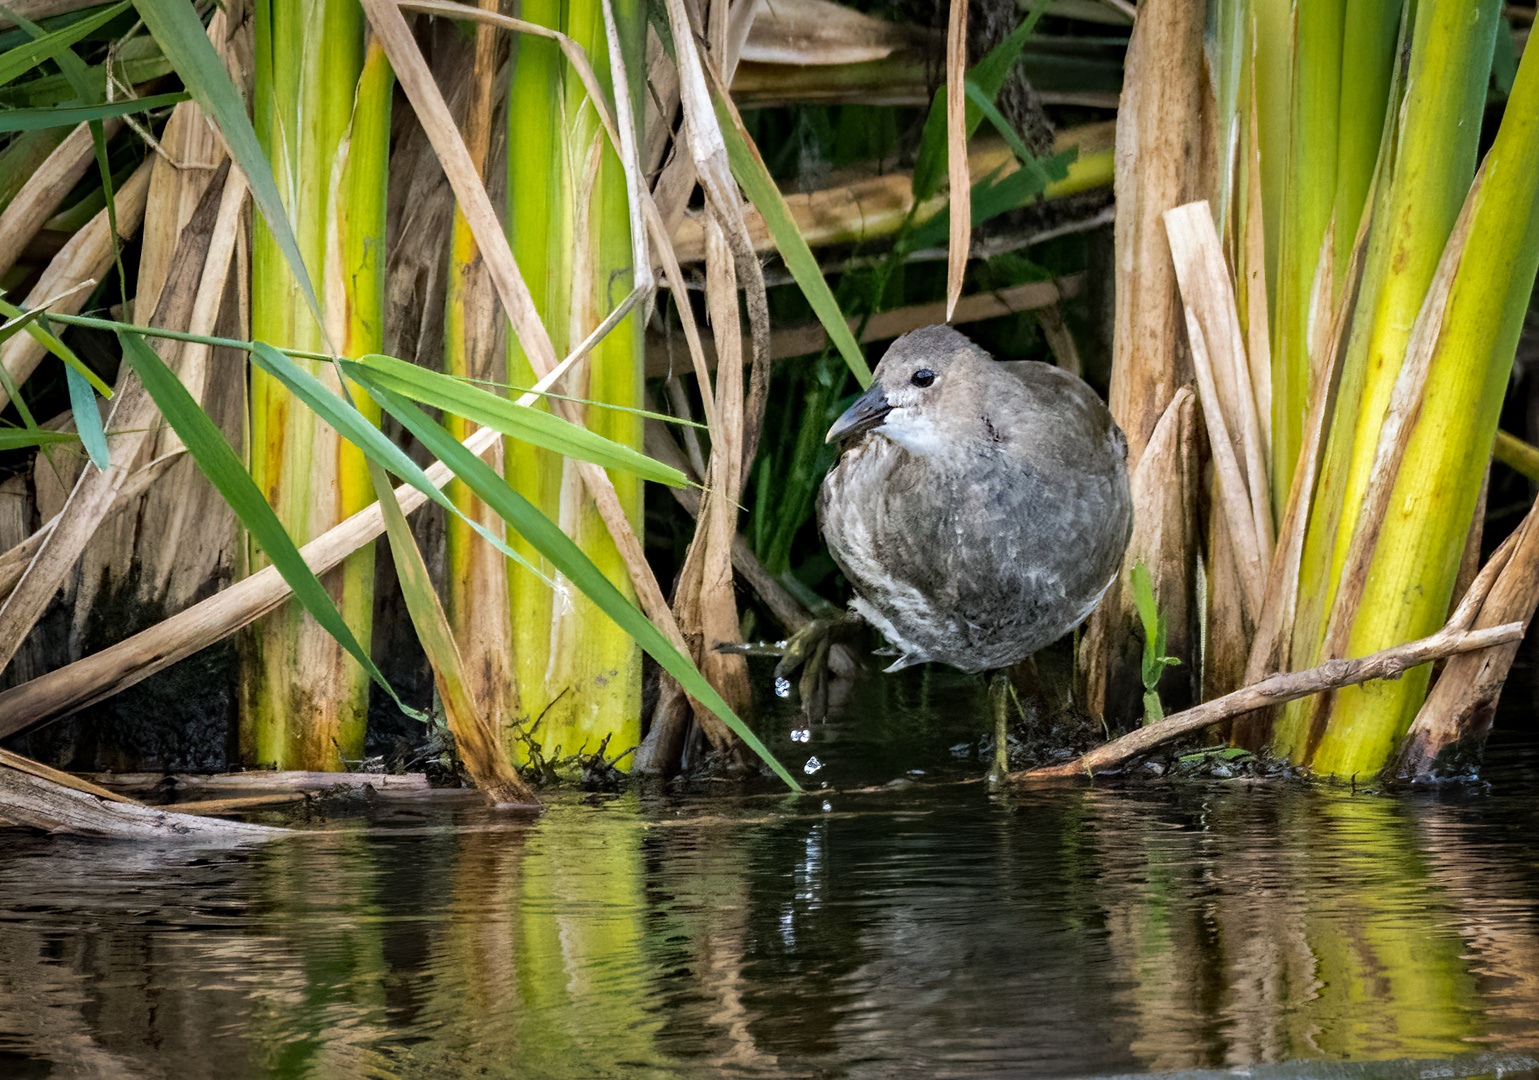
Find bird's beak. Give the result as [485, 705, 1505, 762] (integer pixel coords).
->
[826, 382, 892, 444]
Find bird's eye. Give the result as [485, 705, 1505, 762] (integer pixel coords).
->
[911, 369, 936, 388]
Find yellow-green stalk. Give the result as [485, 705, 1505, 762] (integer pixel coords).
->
[1274, 0, 1500, 768]
[1308, 34, 1539, 776]
[244, 0, 387, 769]
[1248, 0, 1290, 516]
[1267, 0, 1342, 513]
[506, 0, 644, 764]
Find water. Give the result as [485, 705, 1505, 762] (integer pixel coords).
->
[3, 666, 1539, 1079]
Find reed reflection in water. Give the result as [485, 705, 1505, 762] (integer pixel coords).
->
[0, 777, 1537, 1079]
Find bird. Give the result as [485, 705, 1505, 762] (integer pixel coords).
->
[818, 324, 1133, 780]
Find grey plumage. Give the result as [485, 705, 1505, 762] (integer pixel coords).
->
[819, 325, 1132, 674]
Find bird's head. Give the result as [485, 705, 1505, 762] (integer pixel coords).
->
[825, 325, 990, 453]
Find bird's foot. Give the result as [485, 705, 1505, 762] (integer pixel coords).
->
[775, 612, 861, 721]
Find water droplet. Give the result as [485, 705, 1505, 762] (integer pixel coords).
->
[774, 676, 791, 698]
[791, 728, 811, 743]
[803, 756, 824, 775]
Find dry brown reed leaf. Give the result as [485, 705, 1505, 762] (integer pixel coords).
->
[374, 465, 538, 807]
[0, 120, 121, 281]
[1080, 388, 1200, 722]
[643, 275, 1086, 374]
[1024, 619, 1525, 781]
[658, 218, 753, 754]
[0, 159, 152, 414]
[721, 0, 762, 84]
[644, 197, 720, 432]
[0, 426, 504, 738]
[59, 30, 252, 669]
[0, 0, 100, 29]
[668, 124, 1113, 261]
[943, 0, 967, 322]
[1106, 0, 1208, 466]
[442, 0, 521, 754]
[703, 85, 775, 466]
[642, 25, 682, 177]
[0, 160, 234, 679]
[644, 417, 812, 633]
[600, 0, 654, 297]
[0, 451, 184, 603]
[1204, 487, 1251, 698]
[1163, 200, 1271, 613]
[738, 0, 930, 66]
[1036, 302, 1082, 377]
[368, 0, 700, 678]
[1392, 499, 1539, 777]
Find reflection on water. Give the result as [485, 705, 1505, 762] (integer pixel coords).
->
[2, 691, 1539, 1077]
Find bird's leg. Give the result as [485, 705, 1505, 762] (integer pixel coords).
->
[986, 669, 1013, 785]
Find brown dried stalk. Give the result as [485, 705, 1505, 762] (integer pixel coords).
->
[1390, 498, 1539, 778]
[1021, 620, 1524, 780]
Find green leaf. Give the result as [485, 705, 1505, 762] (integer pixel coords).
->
[966, 81, 1065, 190]
[714, 93, 872, 389]
[911, 3, 1049, 203]
[0, 89, 188, 131]
[4, 0, 133, 313]
[247, 342, 548, 583]
[64, 363, 108, 469]
[0, 302, 46, 347]
[1129, 561, 1158, 643]
[118, 330, 412, 714]
[342, 352, 687, 487]
[907, 147, 1075, 250]
[6, 0, 131, 314]
[14, 307, 114, 396]
[0, 0, 129, 89]
[129, 0, 325, 337]
[368, 383, 804, 793]
[0, 428, 77, 449]
[1142, 689, 1164, 726]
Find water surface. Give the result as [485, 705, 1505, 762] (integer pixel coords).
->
[2, 666, 1538, 1079]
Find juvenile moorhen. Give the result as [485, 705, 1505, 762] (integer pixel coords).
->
[819, 325, 1133, 780]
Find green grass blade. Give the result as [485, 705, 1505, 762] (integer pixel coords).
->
[907, 147, 1073, 249]
[10, 0, 134, 313]
[965, 82, 1064, 188]
[714, 93, 871, 388]
[64, 363, 108, 469]
[911, 3, 1048, 203]
[21, 309, 113, 395]
[10, 0, 134, 314]
[0, 428, 77, 449]
[0, 0, 129, 88]
[130, 0, 324, 336]
[343, 352, 688, 486]
[370, 383, 805, 793]
[0, 90, 188, 131]
[247, 342, 549, 582]
[0, 302, 46, 347]
[119, 330, 411, 713]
